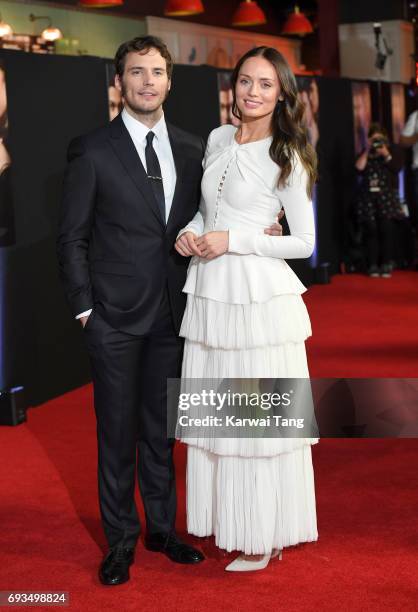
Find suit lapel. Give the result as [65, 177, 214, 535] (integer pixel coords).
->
[108, 114, 165, 229]
[166, 123, 187, 232]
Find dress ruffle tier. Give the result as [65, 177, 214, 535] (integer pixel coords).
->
[179, 293, 318, 458]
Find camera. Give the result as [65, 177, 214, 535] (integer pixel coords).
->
[371, 138, 387, 149]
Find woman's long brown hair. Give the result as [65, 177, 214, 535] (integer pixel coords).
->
[231, 46, 317, 199]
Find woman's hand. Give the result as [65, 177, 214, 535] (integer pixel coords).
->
[196, 231, 229, 260]
[175, 231, 202, 257]
[264, 209, 284, 236]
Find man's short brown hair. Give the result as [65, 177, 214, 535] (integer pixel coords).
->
[114, 35, 173, 79]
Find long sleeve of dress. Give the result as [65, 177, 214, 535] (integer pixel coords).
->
[228, 160, 315, 259]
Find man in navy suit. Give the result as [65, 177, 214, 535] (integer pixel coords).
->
[57, 36, 205, 585]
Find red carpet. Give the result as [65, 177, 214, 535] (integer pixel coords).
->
[1, 271, 418, 611]
[305, 270, 418, 377]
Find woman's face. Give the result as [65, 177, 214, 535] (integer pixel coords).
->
[235, 56, 281, 121]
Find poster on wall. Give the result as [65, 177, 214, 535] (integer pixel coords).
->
[296, 76, 319, 267]
[296, 76, 320, 153]
[352, 81, 372, 156]
[0, 59, 15, 246]
[391, 83, 405, 144]
[390, 82, 407, 207]
[106, 63, 123, 122]
[217, 71, 240, 127]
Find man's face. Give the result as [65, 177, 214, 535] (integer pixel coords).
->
[115, 48, 171, 115]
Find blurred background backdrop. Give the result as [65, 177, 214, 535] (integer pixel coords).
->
[0, 0, 417, 409]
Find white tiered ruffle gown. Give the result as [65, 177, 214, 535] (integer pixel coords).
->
[177, 124, 318, 555]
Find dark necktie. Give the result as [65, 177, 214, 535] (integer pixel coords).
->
[145, 131, 166, 224]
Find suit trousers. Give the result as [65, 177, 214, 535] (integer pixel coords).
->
[83, 287, 184, 549]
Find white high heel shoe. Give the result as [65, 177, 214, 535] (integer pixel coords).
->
[225, 548, 283, 572]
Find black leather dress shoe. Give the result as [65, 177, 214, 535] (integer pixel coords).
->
[98, 547, 135, 586]
[145, 532, 205, 564]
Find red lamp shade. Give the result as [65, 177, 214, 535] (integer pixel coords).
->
[232, 0, 266, 27]
[79, 0, 124, 7]
[281, 5, 313, 36]
[164, 0, 204, 16]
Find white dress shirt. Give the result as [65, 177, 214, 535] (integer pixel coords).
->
[178, 124, 315, 304]
[121, 107, 177, 218]
[402, 110, 418, 169]
[76, 108, 177, 320]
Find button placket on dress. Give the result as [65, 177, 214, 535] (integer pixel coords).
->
[213, 154, 234, 229]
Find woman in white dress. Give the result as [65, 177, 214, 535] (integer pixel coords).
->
[174, 46, 318, 571]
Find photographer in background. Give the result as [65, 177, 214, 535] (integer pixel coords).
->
[355, 123, 404, 278]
